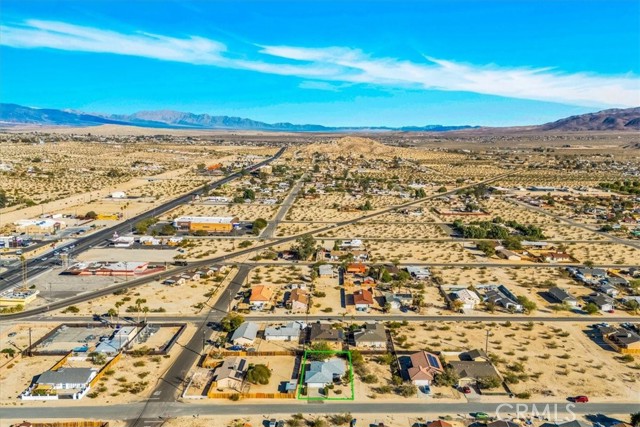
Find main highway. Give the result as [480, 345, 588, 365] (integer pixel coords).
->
[0, 147, 286, 294]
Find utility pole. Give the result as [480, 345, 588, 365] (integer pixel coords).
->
[28, 327, 32, 356]
[202, 330, 206, 353]
[485, 329, 490, 354]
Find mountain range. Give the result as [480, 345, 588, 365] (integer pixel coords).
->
[1, 103, 639, 132]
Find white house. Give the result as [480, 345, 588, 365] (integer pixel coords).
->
[449, 289, 481, 310]
[36, 367, 97, 390]
[264, 321, 306, 341]
[230, 322, 258, 346]
[304, 358, 346, 388]
[406, 266, 431, 280]
[111, 191, 127, 199]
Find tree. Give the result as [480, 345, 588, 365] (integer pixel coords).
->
[294, 234, 316, 260]
[450, 299, 464, 313]
[584, 260, 595, 268]
[159, 224, 176, 236]
[252, 218, 268, 235]
[477, 375, 501, 389]
[383, 302, 392, 313]
[242, 188, 256, 200]
[84, 211, 98, 220]
[631, 412, 640, 427]
[517, 296, 537, 314]
[433, 366, 459, 387]
[221, 313, 244, 332]
[307, 341, 333, 360]
[625, 300, 640, 314]
[476, 241, 496, 256]
[246, 364, 271, 384]
[584, 302, 599, 315]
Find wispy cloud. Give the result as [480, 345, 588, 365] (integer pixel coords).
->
[2, 19, 638, 107]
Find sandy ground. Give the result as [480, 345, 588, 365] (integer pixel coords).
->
[390, 320, 639, 401]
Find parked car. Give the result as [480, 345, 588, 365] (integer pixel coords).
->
[572, 395, 589, 403]
[474, 413, 490, 420]
[229, 345, 244, 351]
[461, 386, 472, 394]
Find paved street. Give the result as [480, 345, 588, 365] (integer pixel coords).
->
[1, 401, 637, 421]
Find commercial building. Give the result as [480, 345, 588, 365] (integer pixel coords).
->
[173, 216, 238, 233]
[14, 219, 66, 234]
[0, 288, 39, 306]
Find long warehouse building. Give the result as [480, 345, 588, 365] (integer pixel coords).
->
[173, 216, 239, 233]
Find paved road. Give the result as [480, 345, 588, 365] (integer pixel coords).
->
[262, 173, 306, 238]
[0, 148, 286, 294]
[128, 265, 252, 427]
[511, 199, 640, 250]
[2, 172, 513, 321]
[20, 314, 637, 324]
[1, 401, 637, 421]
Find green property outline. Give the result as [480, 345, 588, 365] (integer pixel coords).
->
[296, 350, 355, 401]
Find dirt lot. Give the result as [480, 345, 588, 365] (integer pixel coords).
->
[390, 320, 639, 401]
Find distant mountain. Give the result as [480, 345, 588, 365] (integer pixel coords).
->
[0, 103, 476, 132]
[540, 107, 640, 131]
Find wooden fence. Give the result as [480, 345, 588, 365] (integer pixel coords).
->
[90, 351, 122, 388]
[206, 390, 295, 399]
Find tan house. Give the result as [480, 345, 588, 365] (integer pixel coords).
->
[212, 357, 247, 391]
[406, 351, 444, 386]
[249, 285, 273, 309]
[289, 288, 309, 312]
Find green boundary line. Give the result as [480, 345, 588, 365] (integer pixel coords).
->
[296, 350, 354, 401]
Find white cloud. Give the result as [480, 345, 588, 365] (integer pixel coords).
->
[2, 19, 638, 108]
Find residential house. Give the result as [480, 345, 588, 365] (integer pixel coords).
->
[449, 360, 501, 387]
[304, 358, 346, 388]
[353, 323, 387, 348]
[542, 252, 573, 263]
[488, 421, 520, 427]
[497, 248, 521, 261]
[406, 351, 444, 386]
[308, 323, 345, 344]
[288, 288, 309, 312]
[587, 293, 614, 312]
[460, 349, 490, 362]
[427, 421, 453, 427]
[346, 263, 367, 275]
[382, 292, 413, 310]
[406, 266, 431, 280]
[547, 287, 579, 307]
[484, 285, 523, 312]
[35, 367, 97, 390]
[230, 322, 258, 346]
[95, 326, 137, 354]
[603, 327, 640, 354]
[449, 289, 481, 310]
[264, 321, 306, 341]
[353, 288, 374, 311]
[598, 282, 620, 297]
[318, 265, 335, 278]
[212, 357, 247, 390]
[249, 285, 273, 309]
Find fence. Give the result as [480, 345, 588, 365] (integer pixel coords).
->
[202, 350, 297, 367]
[90, 351, 122, 388]
[206, 389, 295, 399]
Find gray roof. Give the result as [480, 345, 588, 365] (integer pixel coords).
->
[305, 358, 346, 385]
[449, 361, 500, 379]
[462, 349, 489, 361]
[265, 321, 306, 338]
[37, 368, 96, 385]
[231, 322, 258, 342]
[353, 323, 387, 343]
[318, 265, 334, 275]
[309, 323, 344, 342]
[213, 357, 247, 382]
[548, 287, 577, 303]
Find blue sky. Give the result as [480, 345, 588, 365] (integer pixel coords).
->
[1, 0, 639, 127]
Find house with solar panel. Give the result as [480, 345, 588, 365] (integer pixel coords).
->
[406, 350, 444, 386]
